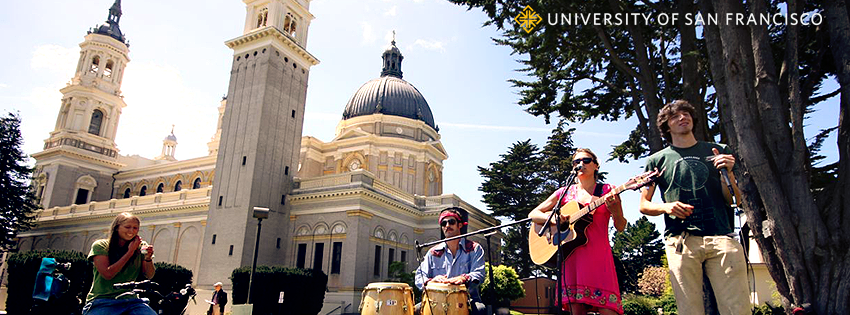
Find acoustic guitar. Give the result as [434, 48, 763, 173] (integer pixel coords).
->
[528, 169, 662, 267]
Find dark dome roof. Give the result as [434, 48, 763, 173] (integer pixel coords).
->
[89, 0, 128, 46]
[342, 76, 436, 129]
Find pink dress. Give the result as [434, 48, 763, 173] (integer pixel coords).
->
[557, 184, 623, 314]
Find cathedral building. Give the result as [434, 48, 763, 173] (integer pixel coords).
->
[16, 0, 501, 312]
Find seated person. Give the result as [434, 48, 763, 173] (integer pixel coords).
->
[415, 207, 486, 315]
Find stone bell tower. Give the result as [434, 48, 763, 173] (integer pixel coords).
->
[197, 0, 319, 287]
[31, 0, 129, 209]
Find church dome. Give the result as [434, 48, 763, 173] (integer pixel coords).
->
[341, 39, 436, 130]
[342, 76, 435, 129]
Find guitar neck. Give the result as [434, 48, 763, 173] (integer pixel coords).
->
[569, 184, 627, 223]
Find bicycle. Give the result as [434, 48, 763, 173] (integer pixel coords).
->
[112, 280, 197, 315]
[31, 258, 83, 315]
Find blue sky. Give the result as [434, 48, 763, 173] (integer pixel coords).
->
[1, 0, 840, 234]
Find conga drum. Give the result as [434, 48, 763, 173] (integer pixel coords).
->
[421, 282, 469, 315]
[359, 282, 415, 315]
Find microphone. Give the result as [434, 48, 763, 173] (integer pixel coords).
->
[572, 164, 583, 173]
[720, 168, 738, 209]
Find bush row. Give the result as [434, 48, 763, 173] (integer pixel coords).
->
[5, 250, 192, 314]
[230, 265, 327, 315]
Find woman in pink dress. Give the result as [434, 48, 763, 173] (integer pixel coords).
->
[528, 148, 627, 315]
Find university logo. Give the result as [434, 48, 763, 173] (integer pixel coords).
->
[515, 5, 542, 33]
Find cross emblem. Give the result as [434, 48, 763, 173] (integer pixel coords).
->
[514, 5, 542, 34]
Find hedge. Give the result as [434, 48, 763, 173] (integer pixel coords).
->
[5, 250, 92, 315]
[150, 262, 193, 293]
[230, 265, 327, 315]
[5, 250, 194, 314]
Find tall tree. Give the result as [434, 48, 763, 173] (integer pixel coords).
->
[452, 0, 848, 312]
[0, 112, 39, 249]
[540, 120, 577, 193]
[478, 140, 544, 277]
[611, 216, 664, 294]
[706, 0, 849, 312]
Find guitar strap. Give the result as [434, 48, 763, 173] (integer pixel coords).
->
[593, 183, 604, 198]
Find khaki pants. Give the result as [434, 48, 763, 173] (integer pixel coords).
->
[665, 234, 751, 315]
[212, 307, 221, 315]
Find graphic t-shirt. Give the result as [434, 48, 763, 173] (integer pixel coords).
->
[86, 239, 144, 302]
[644, 141, 735, 237]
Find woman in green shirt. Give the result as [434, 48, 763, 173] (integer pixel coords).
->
[82, 212, 157, 315]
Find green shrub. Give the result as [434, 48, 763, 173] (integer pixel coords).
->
[623, 299, 656, 315]
[622, 294, 659, 315]
[150, 262, 193, 293]
[5, 250, 93, 314]
[658, 293, 677, 315]
[752, 302, 785, 315]
[230, 265, 327, 315]
[480, 263, 525, 305]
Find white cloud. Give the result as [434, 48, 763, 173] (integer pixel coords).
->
[361, 22, 377, 45]
[116, 62, 218, 159]
[31, 45, 80, 72]
[408, 39, 447, 53]
[0, 83, 8, 88]
[384, 5, 398, 16]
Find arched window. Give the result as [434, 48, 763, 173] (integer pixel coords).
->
[123, 188, 130, 198]
[90, 56, 100, 73]
[88, 109, 104, 135]
[174, 180, 182, 192]
[192, 178, 202, 189]
[256, 8, 268, 28]
[104, 60, 114, 78]
[156, 183, 164, 193]
[284, 12, 297, 37]
[139, 186, 147, 196]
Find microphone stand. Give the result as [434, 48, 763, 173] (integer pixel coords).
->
[484, 230, 497, 312]
[538, 165, 579, 315]
[415, 218, 532, 255]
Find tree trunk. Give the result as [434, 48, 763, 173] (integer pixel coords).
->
[698, 0, 738, 151]
[822, 0, 850, 314]
[712, 0, 814, 310]
[710, 0, 850, 313]
[601, 0, 666, 153]
[678, 0, 710, 142]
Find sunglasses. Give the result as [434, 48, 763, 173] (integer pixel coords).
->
[440, 219, 457, 227]
[572, 157, 596, 165]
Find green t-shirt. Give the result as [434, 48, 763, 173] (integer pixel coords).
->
[644, 141, 735, 237]
[86, 239, 144, 302]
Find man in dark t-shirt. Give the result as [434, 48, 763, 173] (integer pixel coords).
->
[639, 100, 750, 315]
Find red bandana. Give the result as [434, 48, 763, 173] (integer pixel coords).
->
[438, 212, 465, 225]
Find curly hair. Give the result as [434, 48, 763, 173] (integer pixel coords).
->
[656, 100, 698, 142]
